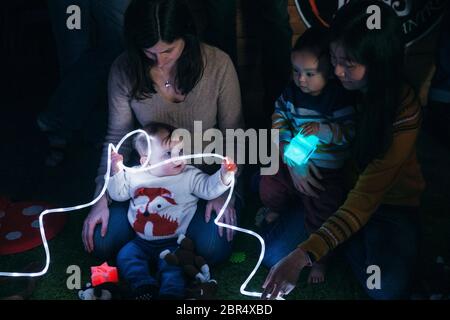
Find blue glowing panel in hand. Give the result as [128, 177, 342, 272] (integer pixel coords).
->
[284, 132, 319, 167]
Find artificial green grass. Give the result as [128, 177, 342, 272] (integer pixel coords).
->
[0, 208, 365, 300]
[1, 132, 449, 300]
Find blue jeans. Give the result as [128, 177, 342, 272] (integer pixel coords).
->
[93, 198, 240, 266]
[117, 237, 185, 298]
[40, 0, 130, 140]
[261, 204, 420, 300]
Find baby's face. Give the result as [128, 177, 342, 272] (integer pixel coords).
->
[291, 50, 328, 96]
[142, 130, 186, 177]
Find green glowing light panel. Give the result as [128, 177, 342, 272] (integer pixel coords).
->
[284, 132, 319, 167]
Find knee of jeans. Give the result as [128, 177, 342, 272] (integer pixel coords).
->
[194, 236, 232, 266]
[92, 227, 115, 261]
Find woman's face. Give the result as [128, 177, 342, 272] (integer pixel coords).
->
[142, 39, 185, 69]
[330, 42, 367, 91]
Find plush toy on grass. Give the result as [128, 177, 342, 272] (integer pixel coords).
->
[78, 262, 120, 300]
[78, 282, 118, 300]
[160, 234, 211, 283]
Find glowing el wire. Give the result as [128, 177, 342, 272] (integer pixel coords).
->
[0, 129, 283, 300]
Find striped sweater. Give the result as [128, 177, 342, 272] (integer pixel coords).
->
[272, 80, 356, 169]
[298, 85, 426, 261]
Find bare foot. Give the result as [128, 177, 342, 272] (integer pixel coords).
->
[307, 262, 327, 284]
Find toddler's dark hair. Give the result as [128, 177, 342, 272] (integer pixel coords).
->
[292, 26, 331, 61]
[292, 27, 331, 74]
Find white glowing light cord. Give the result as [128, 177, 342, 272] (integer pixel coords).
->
[0, 129, 283, 300]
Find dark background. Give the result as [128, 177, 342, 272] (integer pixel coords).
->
[0, 0, 449, 300]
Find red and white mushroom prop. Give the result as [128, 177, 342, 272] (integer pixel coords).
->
[0, 197, 67, 255]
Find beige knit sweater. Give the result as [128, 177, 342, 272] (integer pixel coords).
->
[96, 44, 244, 191]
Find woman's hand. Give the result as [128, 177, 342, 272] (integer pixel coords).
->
[262, 248, 310, 300]
[205, 194, 236, 242]
[82, 195, 110, 253]
[287, 162, 325, 198]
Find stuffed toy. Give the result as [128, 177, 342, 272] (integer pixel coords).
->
[160, 234, 211, 283]
[78, 282, 117, 300]
[78, 262, 120, 300]
[186, 280, 218, 300]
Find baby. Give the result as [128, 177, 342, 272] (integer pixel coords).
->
[259, 27, 356, 284]
[107, 122, 236, 299]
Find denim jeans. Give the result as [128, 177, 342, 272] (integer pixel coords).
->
[93, 198, 241, 266]
[117, 236, 185, 298]
[261, 203, 420, 300]
[40, 0, 130, 140]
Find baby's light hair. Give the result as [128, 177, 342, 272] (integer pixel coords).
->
[133, 121, 178, 157]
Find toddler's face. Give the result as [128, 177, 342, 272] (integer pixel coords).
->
[291, 50, 328, 96]
[141, 130, 186, 177]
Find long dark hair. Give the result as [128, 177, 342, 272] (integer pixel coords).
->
[124, 0, 204, 99]
[330, 0, 405, 169]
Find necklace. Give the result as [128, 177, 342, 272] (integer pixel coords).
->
[164, 80, 172, 88]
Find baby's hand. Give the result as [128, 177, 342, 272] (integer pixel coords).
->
[221, 157, 237, 185]
[111, 151, 124, 176]
[300, 122, 320, 137]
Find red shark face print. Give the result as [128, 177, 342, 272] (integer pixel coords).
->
[132, 187, 179, 236]
[133, 211, 178, 236]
